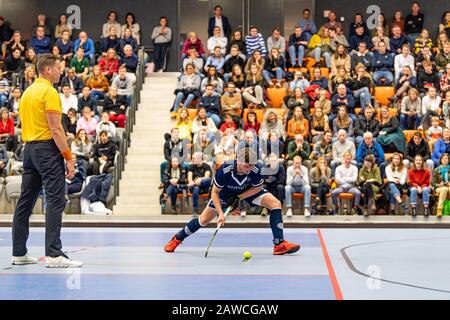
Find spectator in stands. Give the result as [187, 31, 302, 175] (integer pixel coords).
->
[98, 48, 120, 80]
[6, 87, 21, 122]
[86, 65, 110, 101]
[310, 106, 330, 143]
[62, 68, 84, 96]
[19, 66, 36, 92]
[183, 46, 204, 75]
[31, 26, 51, 54]
[120, 45, 138, 82]
[172, 64, 201, 114]
[76, 107, 98, 141]
[372, 27, 390, 52]
[244, 111, 260, 134]
[245, 26, 267, 57]
[350, 42, 371, 70]
[417, 61, 441, 96]
[245, 49, 265, 74]
[419, 87, 442, 130]
[70, 47, 90, 80]
[227, 30, 246, 55]
[357, 154, 382, 216]
[377, 105, 406, 154]
[104, 86, 127, 128]
[187, 152, 212, 217]
[414, 28, 433, 56]
[63, 108, 78, 141]
[261, 154, 286, 216]
[287, 107, 309, 141]
[263, 48, 286, 88]
[67, 154, 87, 196]
[71, 129, 93, 164]
[204, 46, 225, 74]
[92, 130, 117, 175]
[390, 11, 405, 34]
[433, 153, 450, 217]
[215, 126, 238, 163]
[394, 44, 415, 83]
[386, 152, 409, 215]
[372, 41, 394, 86]
[112, 66, 133, 99]
[331, 129, 357, 174]
[51, 45, 66, 74]
[432, 127, 450, 167]
[331, 44, 351, 78]
[0, 17, 13, 55]
[161, 128, 189, 189]
[243, 63, 266, 107]
[415, 44, 437, 73]
[229, 64, 246, 91]
[101, 26, 121, 57]
[54, 14, 72, 39]
[349, 13, 369, 38]
[151, 16, 172, 72]
[208, 5, 231, 39]
[439, 11, 450, 36]
[349, 24, 373, 55]
[332, 106, 354, 143]
[74, 32, 96, 66]
[175, 108, 193, 142]
[391, 66, 416, 103]
[329, 27, 349, 51]
[103, 11, 121, 38]
[330, 67, 351, 93]
[6, 31, 27, 57]
[0, 144, 9, 176]
[350, 64, 372, 110]
[0, 73, 9, 108]
[192, 107, 217, 142]
[207, 26, 228, 56]
[60, 84, 79, 114]
[309, 156, 331, 214]
[405, 1, 425, 41]
[221, 82, 242, 120]
[307, 26, 332, 68]
[201, 66, 223, 95]
[323, 11, 342, 35]
[122, 12, 141, 45]
[55, 30, 74, 64]
[356, 132, 386, 172]
[310, 67, 329, 89]
[260, 110, 286, 141]
[261, 131, 284, 162]
[31, 14, 52, 38]
[332, 151, 361, 215]
[287, 134, 311, 169]
[405, 131, 433, 170]
[444, 91, 450, 127]
[161, 156, 187, 214]
[285, 155, 311, 217]
[267, 27, 286, 58]
[354, 106, 380, 145]
[0, 107, 15, 151]
[298, 8, 317, 41]
[120, 27, 138, 56]
[390, 26, 410, 55]
[289, 70, 310, 93]
[219, 113, 237, 133]
[440, 63, 450, 95]
[181, 32, 205, 60]
[96, 112, 117, 140]
[408, 154, 431, 216]
[199, 83, 221, 127]
[24, 47, 37, 70]
[311, 131, 333, 166]
[330, 84, 355, 124]
[223, 45, 245, 82]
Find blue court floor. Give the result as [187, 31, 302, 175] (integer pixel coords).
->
[0, 227, 449, 300]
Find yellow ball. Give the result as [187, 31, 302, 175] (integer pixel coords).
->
[243, 251, 252, 260]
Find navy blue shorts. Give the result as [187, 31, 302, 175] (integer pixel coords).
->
[207, 189, 269, 211]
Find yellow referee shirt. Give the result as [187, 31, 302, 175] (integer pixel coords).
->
[19, 78, 62, 142]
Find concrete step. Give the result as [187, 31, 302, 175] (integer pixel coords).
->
[119, 187, 160, 196]
[113, 205, 162, 216]
[115, 195, 160, 206]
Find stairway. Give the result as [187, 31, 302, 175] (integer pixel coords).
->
[113, 72, 178, 216]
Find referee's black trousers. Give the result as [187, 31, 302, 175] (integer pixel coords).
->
[12, 140, 67, 258]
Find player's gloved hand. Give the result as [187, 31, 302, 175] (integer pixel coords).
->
[225, 196, 240, 212]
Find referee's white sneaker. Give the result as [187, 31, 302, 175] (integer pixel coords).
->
[45, 256, 83, 268]
[12, 254, 38, 265]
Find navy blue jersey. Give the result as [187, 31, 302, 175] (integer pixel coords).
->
[213, 161, 264, 197]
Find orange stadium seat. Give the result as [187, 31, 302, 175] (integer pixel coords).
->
[267, 88, 287, 108]
[243, 108, 264, 124]
[374, 86, 395, 106]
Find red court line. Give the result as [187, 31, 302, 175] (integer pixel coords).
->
[317, 228, 344, 300]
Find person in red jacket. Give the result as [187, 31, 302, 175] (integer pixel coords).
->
[244, 110, 260, 134]
[98, 48, 120, 80]
[182, 32, 206, 60]
[408, 155, 431, 217]
[0, 107, 15, 151]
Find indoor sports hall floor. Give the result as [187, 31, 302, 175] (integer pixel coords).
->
[0, 227, 449, 300]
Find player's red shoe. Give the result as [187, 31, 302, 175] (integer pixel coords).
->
[164, 236, 182, 253]
[273, 240, 301, 255]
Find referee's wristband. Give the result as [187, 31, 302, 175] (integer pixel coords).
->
[61, 149, 73, 161]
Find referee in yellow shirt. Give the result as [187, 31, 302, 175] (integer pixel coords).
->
[12, 54, 82, 268]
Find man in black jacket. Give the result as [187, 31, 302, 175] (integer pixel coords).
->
[261, 154, 286, 216]
[417, 61, 440, 96]
[61, 69, 84, 96]
[3, 48, 25, 86]
[208, 6, 231, 39]
[354, 106, 380, 145]
[223, 45, 245, 82]
[104, 86, 128, 128]
[92, 131, 117, 175]
[160, 128, 190, 188]
[404, 131, 433, 171]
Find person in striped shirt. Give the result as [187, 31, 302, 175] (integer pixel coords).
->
[245, 26, 267, 58]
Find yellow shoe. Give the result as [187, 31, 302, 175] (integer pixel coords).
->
[437, 208, 443, 217]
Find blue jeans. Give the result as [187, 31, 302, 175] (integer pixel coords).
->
[373, 71, 394, 86]
[288, 45, 305, 66]
[0, 93, 7, 107]
[173, 92, 196, 112]
[189, 177, 212, 210]
[332, 186, 361, 205]
[312, 48, 331, 67]
[263, 68, 285, 85]
[207, 112, 221, 127]
[353, 87, 371, 108]
[91, 90, 105, 101]
[400, 113, 421, 130]
[388, 183, 402, 204]
[154, 42, 170, 71]
[410, 186, 430, 206]
[166, 184, 182, 208]
[285, 184, 311, 208]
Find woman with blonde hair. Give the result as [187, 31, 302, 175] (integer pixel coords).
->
[85, 65, 110, 101]
[330, 44, 350, 78]
[332, 106, 354, 142]
[386, 152, 408, 215]
[181, 32, 206, 59]
[330, 66, 351, 93]
[20, 66, 36, 92]
[287, 107, 309, 140]
[242, 63, 266, 107]
[307, 26, 332, 68]
[175, 108, 193, 142]
[377, 105, 405, 153]
[310, 107, 330, 143]
[309, 155, 332, 214]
